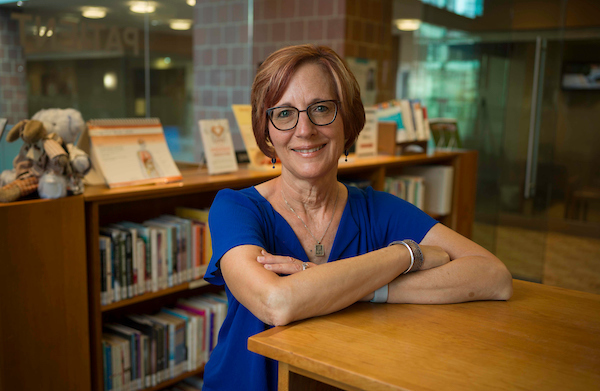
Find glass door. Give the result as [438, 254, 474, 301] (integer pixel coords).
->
[408, 1, 600, 293]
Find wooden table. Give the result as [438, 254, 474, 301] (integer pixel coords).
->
[248, 280, 600, 391]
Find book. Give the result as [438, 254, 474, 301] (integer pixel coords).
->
[198, 119, 239, 175]
[103, 333, 129, 391]
[385, 175, 425, 210]
[158, 310, 189, 376]
[162, 308, 198, 372]
[175, 207, 212, 265]
[88, 118, 182, 188]
[142, 222, 166, 291]
[145, 313, 176, 379]
[122, 316, 158, 387]
[102, 340, 112, 391]
[175, 300, 209, 365]
[119, 222, 152, 294]
[355, 107, 378, 157]
[399, 99, 417, 141]
[110, 224, 137, 297]
[402, 165, 454, 215]
[231, 104, 273, 169]
[158, 214, 195, 283]
[145, 218, 177, 287]
[410, 100, 427, 141]
[99, 236, 108, 305]
[130, 314, 166, 384]
[104, 323, 142, 390]
[99, 227, 125, 301]
[429, 118, 462, 150]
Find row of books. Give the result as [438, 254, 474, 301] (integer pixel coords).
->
[385, 176, 425, 210]
[375, 99, 432, 143]
[385, 166, 455, 216]
[99, 207, 212, 305]
[101, 292, 227, 391]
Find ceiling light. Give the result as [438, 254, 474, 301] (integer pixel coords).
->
[103, 72, 118, 91]
[395, 19, 421, 31]
[130, 1, 156, 14]
[38, 26, 46, 36]
[186, 0, 196, 6]
[46, 29, 53, 37]
[82, 7, 107, 19]
[169, 19, 192, 30]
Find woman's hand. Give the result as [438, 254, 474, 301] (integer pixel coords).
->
[257, 250, 317, 275]
[418, 244, 451, 271]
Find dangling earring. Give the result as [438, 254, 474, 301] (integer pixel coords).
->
[271, 157, 277, 169]
[344, 150, 349, 162]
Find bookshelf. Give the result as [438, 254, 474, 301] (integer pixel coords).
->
[84, 150, 477, 391]
[0, 150, 477, 391]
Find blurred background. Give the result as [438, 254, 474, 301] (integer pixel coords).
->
[0, 0, 598, 293]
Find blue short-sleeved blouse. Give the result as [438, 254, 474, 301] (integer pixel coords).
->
[202, 185, 437, 391]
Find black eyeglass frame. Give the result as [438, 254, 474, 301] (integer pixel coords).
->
[266, 100, 341, 131]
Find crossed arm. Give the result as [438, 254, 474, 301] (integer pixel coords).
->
[219, 223, 513, 326]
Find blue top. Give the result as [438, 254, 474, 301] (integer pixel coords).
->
[202, 185, 437, 391]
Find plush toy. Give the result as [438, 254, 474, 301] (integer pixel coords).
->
[31, 108, 91, 195]
[0, 120, 69, 202]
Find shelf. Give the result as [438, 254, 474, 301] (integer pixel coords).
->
[140, 367, 204, 391]
[101, 278, 210, 312]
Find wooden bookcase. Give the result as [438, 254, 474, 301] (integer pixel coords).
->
[0, 150, 477, 391]
[83, 150, 477, 391]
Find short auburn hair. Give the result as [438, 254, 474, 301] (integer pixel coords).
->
[251, 44, 366, 158]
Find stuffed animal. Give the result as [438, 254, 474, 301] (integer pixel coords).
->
[32, 108, 91, 194]
[0, 120, 69, 202]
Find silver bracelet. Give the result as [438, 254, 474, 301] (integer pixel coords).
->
[388, 239, 423, 274]
[403, 239, 424, 272]
[370, 284, 389, 303]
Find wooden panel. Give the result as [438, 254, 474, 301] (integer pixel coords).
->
[0, 196, 91, 391]
[452, 150, 478, 238]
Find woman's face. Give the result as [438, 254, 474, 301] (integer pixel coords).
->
[268, 62, 345, 181]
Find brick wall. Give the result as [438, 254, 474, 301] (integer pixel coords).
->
[253, 0, 347, 66]
[192, 0, 396, 158]
[345, 0, 398, 103]
[193, 0, 252, 159]
[0, 9, 27, 124]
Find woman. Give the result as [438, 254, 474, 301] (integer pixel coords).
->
[202, 44, 513, 390]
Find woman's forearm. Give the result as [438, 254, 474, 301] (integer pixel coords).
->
[263, 244, 410, 325]
[387, 255, 513, 304]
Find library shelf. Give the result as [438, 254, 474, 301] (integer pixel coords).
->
[84, 150, 477, 391]
[100, 277, 210, 312]
[141, 367, 205, 391]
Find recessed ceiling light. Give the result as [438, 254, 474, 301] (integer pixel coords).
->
[82, 7, 107, 19]
[395, 19, 421, 31]
[103, 72, 118, 91]
[169, 19, 192, 30]
[186, 0, 196, 6]
[130, 1, 156, 14]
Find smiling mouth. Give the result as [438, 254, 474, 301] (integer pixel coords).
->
[292, 144, 326, 153]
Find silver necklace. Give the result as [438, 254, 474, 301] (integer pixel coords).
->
[281, 185, 339, 257]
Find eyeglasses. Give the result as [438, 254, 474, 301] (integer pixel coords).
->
[266, 100, 340, 131]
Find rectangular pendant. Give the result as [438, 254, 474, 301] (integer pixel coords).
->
[315, 244, 325, 257]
